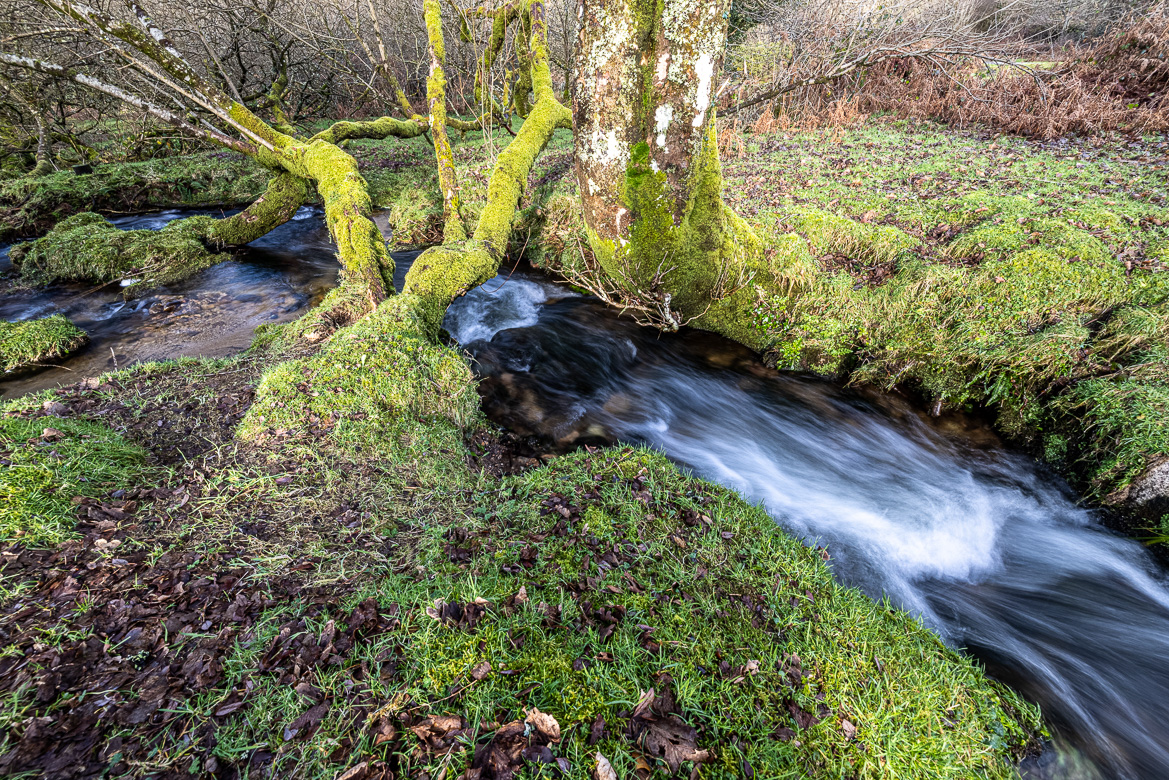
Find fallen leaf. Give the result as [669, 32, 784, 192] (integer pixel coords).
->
[335, 762, 368, 780]
[524, 707, 561, 742]
[841, 718, 857, 741]
[595, 752, 618, 780]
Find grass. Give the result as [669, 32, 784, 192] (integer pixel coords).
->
[708, 122, 1169, 505]
[188, 446, 1041, 780]
[0, 315, 87, 373]
[0, 415, 150, 545]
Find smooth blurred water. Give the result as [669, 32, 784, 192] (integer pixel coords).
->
[446, 273, 1169, 780]
[0, 208, 407, 398]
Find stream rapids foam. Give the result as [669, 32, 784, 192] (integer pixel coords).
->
[446, 273, 1169, 780]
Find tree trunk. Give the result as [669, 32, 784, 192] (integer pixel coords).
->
[573, 0, 759, 326]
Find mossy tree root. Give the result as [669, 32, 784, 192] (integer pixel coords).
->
[574, 0, 761, 329]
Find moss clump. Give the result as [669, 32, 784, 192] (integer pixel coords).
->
[0, 315, 88, 373]
[0, 416, 149, 545]
[238, 292, 480, 443]
[9, 211, 228, 295]
[788, 206, 918, 268]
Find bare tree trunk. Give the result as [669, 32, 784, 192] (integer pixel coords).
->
[573, 0, 759, 328]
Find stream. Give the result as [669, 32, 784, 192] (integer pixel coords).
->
[444, 273, 1169, 780]
[4, 212, 1169, 778]
[1, 207, 393, 399]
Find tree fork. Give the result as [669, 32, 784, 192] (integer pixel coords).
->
[402, 0, 571, 331]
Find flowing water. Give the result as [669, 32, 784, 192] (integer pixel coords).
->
[5, 208, 1169, 777]
[0, 208, 406, 399]
[444, 273, 1169, 780]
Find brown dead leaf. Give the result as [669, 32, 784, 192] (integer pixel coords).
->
[524, 707, 561, 743]
[335, 762, 369, 780]
[640, 715, 711, 774]
[841, 718, 857, 741]
[594, 752, 618, 780]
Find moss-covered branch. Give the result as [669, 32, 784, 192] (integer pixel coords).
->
[309, 116, 425, 145]
[208, 172, 310, 247]
[424, 0, 466, 243]
[474, 0, 520, 111]
[403, 0, 571, 330]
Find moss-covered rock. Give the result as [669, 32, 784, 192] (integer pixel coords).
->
[9, 211, 228, 295]
[0, 315, 88, 373]
[239, 292, 480, 443]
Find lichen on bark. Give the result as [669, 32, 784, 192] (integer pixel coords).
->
[574, 0, 759, 327]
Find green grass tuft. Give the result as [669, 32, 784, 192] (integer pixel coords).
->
[0, 315, 88, 373]
[0, 416, 150, 545]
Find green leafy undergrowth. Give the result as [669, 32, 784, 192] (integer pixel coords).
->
[0, 315, 87, 373]
[0, 415, 149, 545]
[0, 151, 269, 241]
[9, 211, 228, 294]
[198, 447, 1042, 780]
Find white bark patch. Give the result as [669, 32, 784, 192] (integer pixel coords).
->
[616, 207, 627, 234]
[655, 52, 670, 83]
[584, 128, 626, 166]
[653, 104, 674, 149]
[692, 52, 715, 127]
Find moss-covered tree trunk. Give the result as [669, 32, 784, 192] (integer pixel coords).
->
[574, 0, 759, 327]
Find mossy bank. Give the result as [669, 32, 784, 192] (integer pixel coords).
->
[0, 151, 272, 241]
[0, 309, 1042, 778]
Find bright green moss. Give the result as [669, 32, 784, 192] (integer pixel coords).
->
[9, 211, 228, 294]
[0, 416, 149, 545]
[788, 206, 918, 267]
[239, 293, 480, 443]
[0, 315, 87, 373]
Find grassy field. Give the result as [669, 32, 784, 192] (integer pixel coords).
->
[1, 115, 1166, 777]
